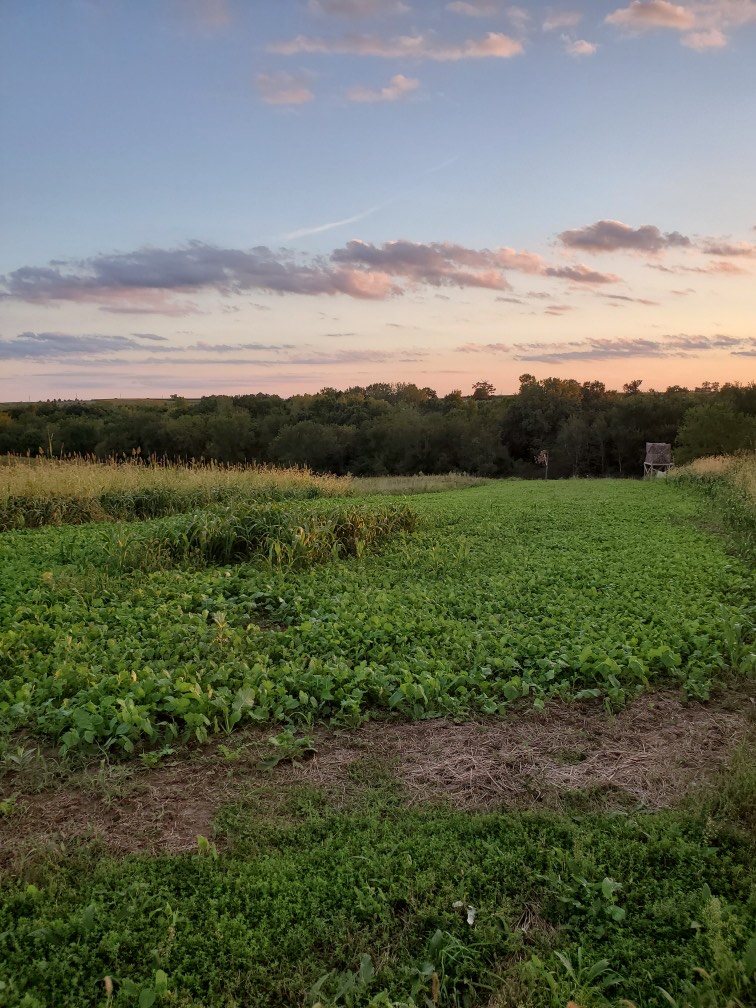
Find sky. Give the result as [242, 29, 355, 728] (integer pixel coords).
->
[1, 0, 755, 401]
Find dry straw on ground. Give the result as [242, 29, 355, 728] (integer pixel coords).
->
[2, 691, 751, 861]
[290, 691, 752, 810]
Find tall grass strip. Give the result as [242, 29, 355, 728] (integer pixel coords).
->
[673, 452, 756, 562]
[0, 456, 352, 530]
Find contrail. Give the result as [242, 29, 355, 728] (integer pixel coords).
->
[282, 155, 459, 240]
[283, 200, 394, 240]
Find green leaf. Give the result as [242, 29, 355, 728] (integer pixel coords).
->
[601, 877, 619, 900]
[358, 954, 374, 985]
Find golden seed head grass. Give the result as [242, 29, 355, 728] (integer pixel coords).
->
[0, 455, 352, 501]
[674, 451, 756, 503]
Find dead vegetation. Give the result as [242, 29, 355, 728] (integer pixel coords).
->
[1, 690, 752, 865]
[290, 690, 753, 809]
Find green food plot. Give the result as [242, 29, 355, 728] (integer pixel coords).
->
[0, 480, 751, 755]
[2, 791, 755, 1007]
[1, 478, 755, 1008]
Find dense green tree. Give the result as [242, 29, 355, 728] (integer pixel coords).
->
[471, 380, 496, 400]
[675, 400, 756, 464]
[164, 414, 209, 459]
[271, 421, 355, 473]
[2, 380, 754, 475]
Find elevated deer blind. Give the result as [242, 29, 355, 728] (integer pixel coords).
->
[644, 442, 673, 478]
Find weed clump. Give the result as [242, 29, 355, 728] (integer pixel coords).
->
[86, 501, 417, 573]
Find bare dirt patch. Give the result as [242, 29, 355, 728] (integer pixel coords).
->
[1, 690, 752, 862]
[1, 761, 235, 860]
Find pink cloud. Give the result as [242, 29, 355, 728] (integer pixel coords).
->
[457, 333, 756, 362]
[698, 260, 750, 274]
[184, 0, 231, 29]
[331, 239, 516, 290]
[268, 31, 524, 60]
[606, 2, 696, 30]
[607, 1, 756, 48]
[648, 259, 750, 275]
[447, 1, 500, 15]
[559, 219, 690, 253]
[332, 269, 400, 298]
[701, 240, 756, 256]
[347, 73, 419, 102]
[682, 27, 728, 46]
[543, 10, 582, 30]
[545, 264, 620, 283]
[562, 36, 599, 55]
[308, 0, 410, 15]
[256, 72, 315, 105]
[492, 248, 545, 272]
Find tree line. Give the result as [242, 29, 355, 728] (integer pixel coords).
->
[1, 376, 754, 478]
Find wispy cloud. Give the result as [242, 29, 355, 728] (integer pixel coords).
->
[604, 293, 660, 305]
[189, 341, 296, 352]
[559, 219, 691, 253]
[690, 260, 750, 274]
[285, 154, 460, 239]
[182, 0, 231, 30]
[446, 1, 503, 15]
[347, 73, 419, 102]
[97, 301, 201, 316]
[268, 31, 524, 60]
[308, 0, 410, 16]
[285, 348, 429, 364]
[700, 239, 756, 257]
[544, 264, 619, 283]
[0, 332, 431, 368]
[457, 333, 755, 362]
[648, 259, 750, 275]
[444, 0, 530, 31]
[457, 341, 510, 353]
[256, 71, 315, 105]
[682, 27, 728, 48]
[543, 10, 582, 30]
[130, 348, 430, 367]
[283, 200, 395, 239]
[0, 331, 171, 360]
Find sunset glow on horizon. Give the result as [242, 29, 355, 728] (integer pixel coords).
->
[1, 0, 755, 400]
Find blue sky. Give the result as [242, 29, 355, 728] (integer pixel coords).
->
[1, 0, 755, 400]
